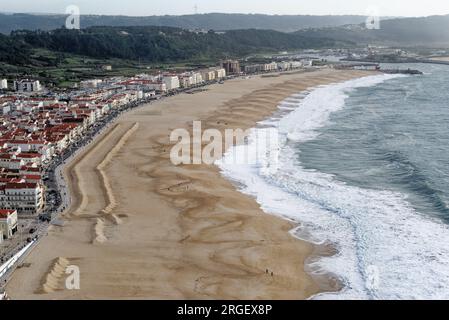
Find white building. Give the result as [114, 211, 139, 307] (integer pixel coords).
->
[192, 72, 203, 84]
[0, 154, 25, 170]
[0, 209, 18, 240]
[180, 75, 195, 88]
[301, 59, 314, 68]
[147, 81, 166, 92]
[80, 79, 103, 89]
[214, 68, 226, 79]
[290, 61, 303, 69]
[263, 62, 278, 72]
[201, 70, 216, 82]
[14, 79, 42, 92]
[0, 183, 44, 215]
[277, 61, 291, 71]
[0, 79, 7, 90]
[162, 76, 180, 91]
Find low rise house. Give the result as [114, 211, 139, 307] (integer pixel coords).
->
[0, 209, 18, 240]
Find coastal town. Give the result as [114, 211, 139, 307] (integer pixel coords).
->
[0, 58, 316, 294]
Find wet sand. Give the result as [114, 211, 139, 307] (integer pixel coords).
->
[6, 68, 374, 299]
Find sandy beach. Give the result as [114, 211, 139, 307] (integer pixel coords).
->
[6, 68, 374, 300]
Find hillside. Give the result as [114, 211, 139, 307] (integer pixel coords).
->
[0, 13, 369, 34]
[2, 26, 352, 66]
[296, 15, 449, 47]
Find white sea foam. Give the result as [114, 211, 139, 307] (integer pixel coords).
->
[216, 74, 449, 299]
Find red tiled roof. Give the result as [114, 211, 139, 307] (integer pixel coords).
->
[5, 182, 39, 189]
[0, 209, 16, 218]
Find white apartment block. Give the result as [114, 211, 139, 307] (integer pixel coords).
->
[14, 79, 42, 92]
[214, 68, 226, 79]
[277, 62, 291, 71]
[0, 79, 7, 90]
[0, 154, 25, 170]
[290, 61, 303, 69]
[263, 62, 278, 72]
[0, 183, 44, 215]
[152, 82, 167, 92]
[180, 75, 195, 88]
[201, 70, 216, 82]
[192, 72, 203, 84]
[80, 79, 103, 89]
[162, 76, 180, 91]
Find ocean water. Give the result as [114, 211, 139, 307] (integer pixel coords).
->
[216, 64, 449, 300]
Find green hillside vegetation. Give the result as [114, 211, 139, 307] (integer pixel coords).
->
[3, 26, 352, 65]
[20, 26, 349, 60]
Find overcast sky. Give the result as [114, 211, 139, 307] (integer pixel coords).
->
[1, 0, 449, 17]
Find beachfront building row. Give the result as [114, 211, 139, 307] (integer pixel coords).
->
[0, 85, 149, 216]
[118, 68, 226, 92]
[243, 61, 306, 74]
[200, 68, 226, 82]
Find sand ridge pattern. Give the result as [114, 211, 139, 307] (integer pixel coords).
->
[39, 257, 71, 294]
[6, 69, 375, 299]
[93, 122, 139, 244]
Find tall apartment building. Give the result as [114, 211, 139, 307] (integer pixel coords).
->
[221, 60, 241, 75]
[14, 79, 42, 92]
[162, 76, 180, 91]
[214, 68, 226, 79]
[0, 79, 7, 90]
[200, 70, 216, 82]
[0, 183, 44, 215]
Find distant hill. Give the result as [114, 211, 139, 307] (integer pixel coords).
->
[0, 12, 370, 34]
[295, 15, 449, 47]
[0, 26, 353, 66]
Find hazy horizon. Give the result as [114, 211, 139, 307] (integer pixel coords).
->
[1, 0, 448, 18]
